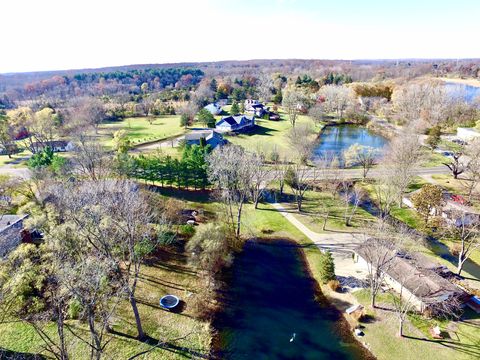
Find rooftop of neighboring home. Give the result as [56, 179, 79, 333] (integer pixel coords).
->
[0, 215, 27, 233]
[217, 114, 254, 126]
[356, 243, 467, 305]
[184, 129, 226, 148]
[204, 103, 223, 115]
[404, 188, 479, 215]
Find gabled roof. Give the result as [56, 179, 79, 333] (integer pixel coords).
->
[185, 130, 221, 141]
[356, 243, 466, 304]
[204, 103, 222, 114]
[0, 215, 27, 233]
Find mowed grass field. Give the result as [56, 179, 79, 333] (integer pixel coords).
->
[0, 228, 212, 358]
[224, 110, 321, 159]
[97, 115, 185, 149]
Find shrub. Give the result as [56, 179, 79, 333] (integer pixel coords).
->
[178, 224, 195, 237]
[68, 298, 82, 319]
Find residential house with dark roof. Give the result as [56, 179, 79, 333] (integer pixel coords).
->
[215, 115, 255, 132]
[245, 99, 269, 117]
[184, 129, 226, 149]
[0, 214, 28, 258]
[355, 243, 468, 313]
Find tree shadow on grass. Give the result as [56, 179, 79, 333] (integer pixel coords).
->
[402, 334, 480, 358]
[0, 349, 45, 360]
[107, 330, 210, 359]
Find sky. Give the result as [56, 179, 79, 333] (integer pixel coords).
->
[1, 0, 479, 73]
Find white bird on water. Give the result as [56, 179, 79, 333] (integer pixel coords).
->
[289, 333, 296, 342]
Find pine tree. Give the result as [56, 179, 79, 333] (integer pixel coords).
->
[319, 251, 336, 284]
[230, 101, 240, 115]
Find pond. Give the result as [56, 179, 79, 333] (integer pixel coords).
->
[214, 240, 369, 360]
[312, 124, 388, 162]
[444, 82, 480, 103]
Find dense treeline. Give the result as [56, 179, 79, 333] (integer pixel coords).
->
[128, 144, 210, 189]
[4, 67, 204, 102]
[3, 58, 480, 104]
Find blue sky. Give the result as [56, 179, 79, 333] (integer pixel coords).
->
[1, 0, 479, 73]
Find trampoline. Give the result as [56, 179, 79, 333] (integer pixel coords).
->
[160, 295, 180, 310]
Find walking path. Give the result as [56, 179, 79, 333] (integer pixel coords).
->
[271, 202, 368, 279]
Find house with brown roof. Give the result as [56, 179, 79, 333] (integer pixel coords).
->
[355, 243, 468, 314]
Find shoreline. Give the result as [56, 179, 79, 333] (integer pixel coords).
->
[438, 77, 480, 88]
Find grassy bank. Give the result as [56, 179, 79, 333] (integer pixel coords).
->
[0, 241, 212, 359]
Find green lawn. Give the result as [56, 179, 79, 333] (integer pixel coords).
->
[0, 237, 211, 359]
[224, 111, 321, 159]
[97, 115, 185, 149]
[421, 149, 449, 167]
[348, 289, 480, 360]
[0, 150, 30, 167]
[277, 188, 376, 233]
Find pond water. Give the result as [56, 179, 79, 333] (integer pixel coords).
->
[312, 124, 388, 162]
[214, 240, 368, 360]
[445, 82, 480, 103]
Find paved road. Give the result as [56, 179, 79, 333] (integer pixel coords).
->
[269, 165, 449, 181]
[0, 165, 31, 179]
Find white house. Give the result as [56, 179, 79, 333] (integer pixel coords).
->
[32, 140, 74, 152]
[204, 103, 223, 115]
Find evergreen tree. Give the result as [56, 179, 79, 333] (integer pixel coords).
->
[180, 113, 190, 129]
[319, 251, 336, 284]
[230, 101, 240, 115]
[197, 108, 215, 128]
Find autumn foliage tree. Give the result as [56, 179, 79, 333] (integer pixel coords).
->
[411, 184, 443, 226]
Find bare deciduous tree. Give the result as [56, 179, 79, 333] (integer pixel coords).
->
[358, 235, 397, 308]
[257, 73, 274, 103]
[446, 211, 480, 275]
[285, 163, 317, 212]
[341, 182, 364, 226]
[461, 139, 480, 201]
[317, 85, 355, 119]
[72, 135, 112, 181]
[250, 153, 274, 209]
[443, 150, 466, 179]
[287, 122, 316, 164]
[392, 81, 451, 128]
[381, 132, 424, 207]
[72, 97, 106, 134]
[49, 180, 168, 340]
[207, 145, 256, 238]
[282, 89, 305, 127]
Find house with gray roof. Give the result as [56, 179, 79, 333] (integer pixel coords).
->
[204, 103, 223, 115]
[184, 130, 226, 149]
[215, 115, 255, 132]
[355, 242, 468, 314]
[0, 214, 28, 258]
